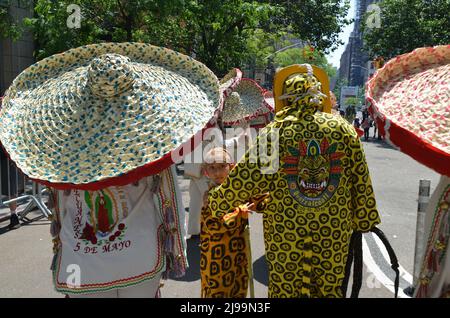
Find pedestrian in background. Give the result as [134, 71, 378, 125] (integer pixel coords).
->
[361, 114, 371, 141]
[0, 97, 24, 230]
[1, 150, 24, 230]
[353, 117, 361, 129]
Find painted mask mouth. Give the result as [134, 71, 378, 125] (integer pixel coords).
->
[300, 180, 327, 194]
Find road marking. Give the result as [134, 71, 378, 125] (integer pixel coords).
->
[370, 232, 413, 284]
[362, 235, 411, 298]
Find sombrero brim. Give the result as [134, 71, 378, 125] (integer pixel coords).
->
[220, 68, 242, 96]
[0, 42, 220, 190]
[366, 45, 450, 177]
[222, 78, 271, 126]
[264, 90, 274, 107]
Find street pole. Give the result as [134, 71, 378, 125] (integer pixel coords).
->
[244, 225, 255, 298]
[404, 179, 431, 296]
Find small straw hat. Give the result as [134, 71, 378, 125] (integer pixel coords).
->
[219, 68, 242, 98]
[366, 45, 450, 176]
[222, 78, 272, 126]
[0, 42, 220, 189]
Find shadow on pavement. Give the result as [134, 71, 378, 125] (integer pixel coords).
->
[0, 225, 10, 235]
[0, 219, 50, 236]
[169, 236, 201, 282]
[252, 255, 269, 286]
[362, 138, 395, 150]
[170, 237, 270, 286]
[373, 140, 396, 150]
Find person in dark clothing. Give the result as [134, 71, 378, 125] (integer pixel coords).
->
[361, 116, 370, 141]
[1, 151, 24, 230]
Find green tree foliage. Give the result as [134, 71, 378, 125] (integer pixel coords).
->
[0, 5, 24, 40]
[263, 0, 352, 53]
[245, 29, 281, 69]
[22, 0, 277, 75]
[362, 0, 450, 59]
[23, 0, 187, 60]
[274, 46, 337, 79]
[184, 0, 277, 76]
[3, 0, 350, 75]
[345, 97, 359, 107]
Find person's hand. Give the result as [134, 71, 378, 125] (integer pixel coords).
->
[200, 165, 206, 177]
[223, 205, 252, 226]
[247, 192, 270, 212]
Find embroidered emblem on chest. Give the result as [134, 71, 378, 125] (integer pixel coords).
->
[282, 138, 344, 207]
[75, 189, 128, 247]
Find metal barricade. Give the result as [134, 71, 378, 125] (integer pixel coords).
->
[0, 153, 52, 224]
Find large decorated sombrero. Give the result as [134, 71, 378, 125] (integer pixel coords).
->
[222, 78, 273, 127]
[366, 45, 450, 177]
[0, 42, 220, 190]
[273, 64, 332, 114]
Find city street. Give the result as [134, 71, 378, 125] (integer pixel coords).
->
[0, 127, 441, 298]
[0, 0, 448, 303]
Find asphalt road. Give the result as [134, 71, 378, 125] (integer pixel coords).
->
[0, 127, 441, 298]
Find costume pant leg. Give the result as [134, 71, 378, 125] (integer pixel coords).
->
[364, 129, 369, 140]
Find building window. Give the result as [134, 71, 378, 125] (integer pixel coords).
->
[18, 0, 32, 9]
[0, 0, 11, 8]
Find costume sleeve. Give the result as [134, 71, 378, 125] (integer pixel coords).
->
[183, 162, 202, 179]
[202, 204, 248, 235]
[349, 135, 381, 232]
[208, 128, 276, 219]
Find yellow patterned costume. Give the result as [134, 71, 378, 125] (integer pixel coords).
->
[200, 199, 249, 298]
[209, 66, 381, 298]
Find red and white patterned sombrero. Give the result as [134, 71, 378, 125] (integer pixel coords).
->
[366, 45, 450, 176]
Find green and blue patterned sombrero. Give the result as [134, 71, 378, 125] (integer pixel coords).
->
[222, 78, 273, 127]
[0, 42, 220, 190]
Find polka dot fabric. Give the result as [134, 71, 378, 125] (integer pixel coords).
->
[0, 42, 220, 186]
[209, 104, 381, 298]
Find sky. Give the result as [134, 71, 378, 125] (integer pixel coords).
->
[326, 0, 356, 68]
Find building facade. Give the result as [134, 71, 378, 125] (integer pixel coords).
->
[0, 0, 34, 96]
[338, 0, 379, 87]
